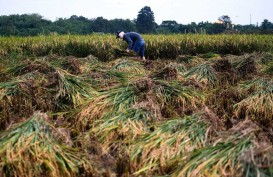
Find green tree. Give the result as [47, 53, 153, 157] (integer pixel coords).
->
[157, 20, 179, 33]
[51, 18, 69, 34]
[136, 6, 156, 33]
[90, 17, 112, 33]
[261, 19, 272, 30]
[177, 24, 190, 33]
[52, 15, 91, 34]
[236, 24, 260, 34]
[0, 14, 52, 36]
[202, 22, 225, 34]
[110, 19, 136, 33]
[0, 16, 17, 35]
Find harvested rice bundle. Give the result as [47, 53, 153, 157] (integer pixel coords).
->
[0, 112, 97, 177]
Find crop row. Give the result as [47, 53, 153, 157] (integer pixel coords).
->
[0, 34, 273, 60]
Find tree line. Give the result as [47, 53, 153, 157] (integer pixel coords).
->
[0, 6, 273, 36]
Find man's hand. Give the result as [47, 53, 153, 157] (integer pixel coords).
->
[126, 49, 130, 53]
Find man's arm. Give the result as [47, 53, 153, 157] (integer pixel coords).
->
[123, 35, 133, 50]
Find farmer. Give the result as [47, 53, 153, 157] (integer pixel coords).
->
[115, 30, 146, 61]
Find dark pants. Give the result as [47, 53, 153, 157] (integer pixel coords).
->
[132, 40, 145, 57]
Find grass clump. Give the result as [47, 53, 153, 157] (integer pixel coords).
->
[235, 78, 273, 125]
[184, 62, 218, 87]
[171, 120, 259, 177]
[131, 114, 210, 175]
[110, 58, 146, 75]
[76, 77, 204, 130]
[0, 112, 96, 177]
[199, 52, 220, 59]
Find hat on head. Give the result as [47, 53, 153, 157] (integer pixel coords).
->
[115, 30, 122, 39]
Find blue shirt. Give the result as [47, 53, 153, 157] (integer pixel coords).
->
[123, 32, 144, 50]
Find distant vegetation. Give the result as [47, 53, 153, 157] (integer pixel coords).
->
[0, 34, 272, 60]
[0, 6, 273, 36]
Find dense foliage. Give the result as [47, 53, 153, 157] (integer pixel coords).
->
[0, 13, 273, 36]
[136, 6, 156, 33]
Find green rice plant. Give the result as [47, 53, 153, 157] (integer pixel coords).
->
[0, 59, 97, 128]
[0, 74, 55, 128]
[58, 57, 82, 75]
[0, 54, 24, 81]
[240, 143, 273, 177]
[6, 59, 96, 108]
[87, 68, 128, 89]
[110, 58, 146, 75]
[154, 80, 204, 114]
[176, 55, 195, 64]
[92, 108, 153, 150]
[131, 114, 210, 175]
[199, 52, 220, 59]
[1, 34, 273, 59]
[231, 55, 257, 78]
[172, 63, 187, 74]
[184, 62, 218, 87]
[258, 52, 273, 65]
[177, 56, 205, 68]
[0, 112, 96, 177]
[76, 80, 141, 130]
[106, 70, 128, 83]
[4, 59, 57, 76]
[0, 74, 45, 101]
[76, 77, 204, 130]
[0, 80, 23, 97]
[176, 55, 201, 67]
[261, 61, 273, 75]
[54, 68, 96, 108]
[237, 78, 271, 91]
[171, 120, 257, 177]
[78, 78, 204, 154]
[173, 138, 252, 177]
[234, 79, 273, 121]
[151, 63, 186, 80]
[234, 87, 273, 120]
[79, 55, 105, 74]
[45, 54, 102, 75]
[4, 53, 99, 77]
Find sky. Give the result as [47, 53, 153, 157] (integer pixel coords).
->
[0, 0, 272, 25]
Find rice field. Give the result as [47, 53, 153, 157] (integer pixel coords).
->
[0, 34, 273, 177]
